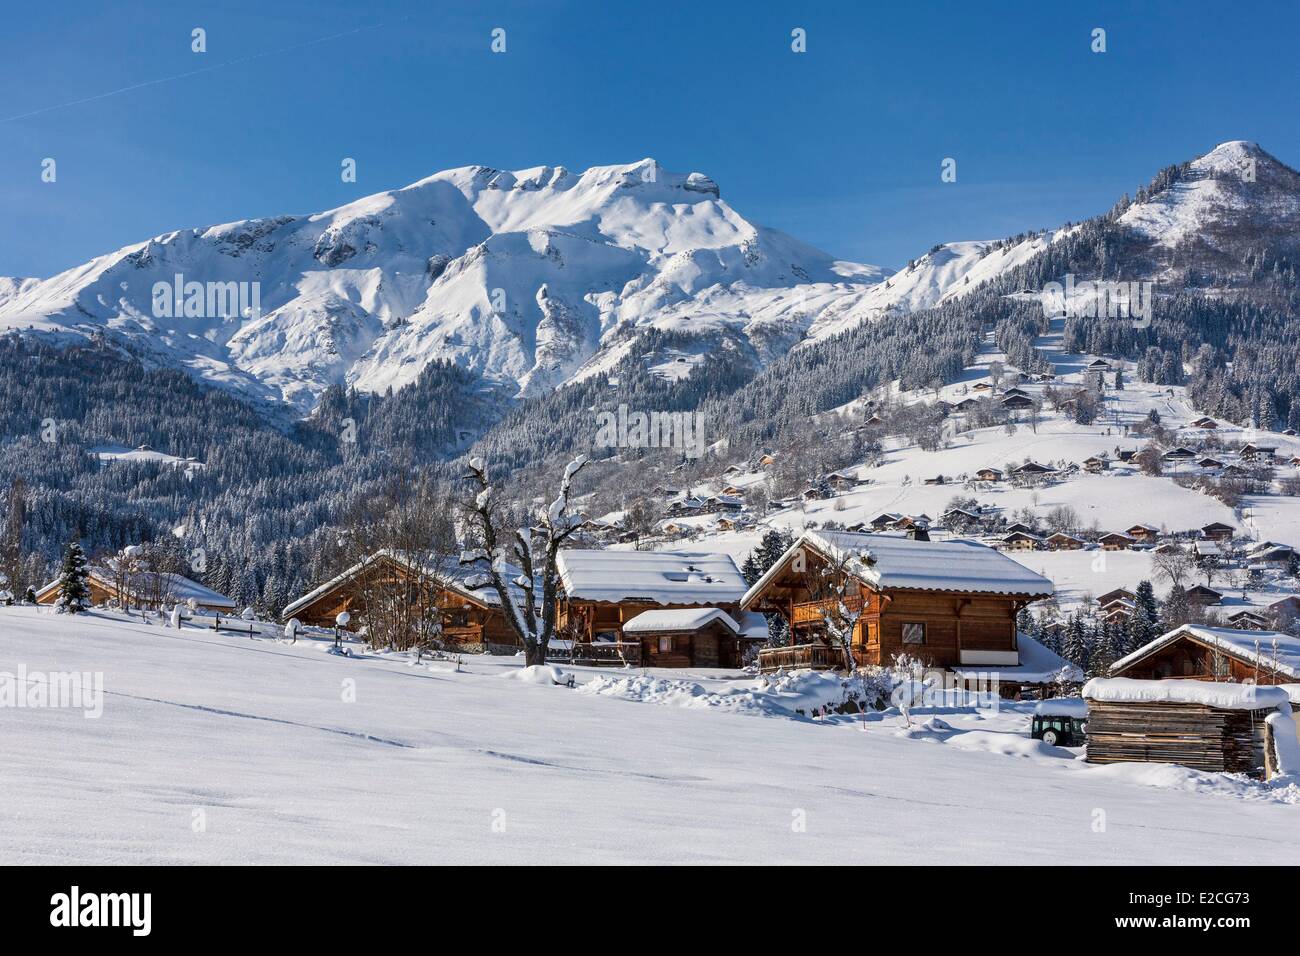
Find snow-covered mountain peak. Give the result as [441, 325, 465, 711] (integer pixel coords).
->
[0, 159, 886, 411]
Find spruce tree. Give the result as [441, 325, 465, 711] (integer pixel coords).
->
[1063, 613, 1091, 673]
[56, 542, 90, 614]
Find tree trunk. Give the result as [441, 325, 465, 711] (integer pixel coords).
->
[525, 640, 546, 667]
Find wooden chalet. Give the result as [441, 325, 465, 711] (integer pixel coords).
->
[740, 531, 1059, 687]
[1013, 461, 1055, 476]
[554, 549, 751, 666]
[1109, 624, 1300, 685]
[1096, 587, 1135, 608]
[1097, 531, 1136, 551]
[1197, 456, 1224, 469]
[974, 467, 1003, 482]
[1001, 530, 1042, 552]
[280, 551, 519, 650]
[35, 568, 235, 613]
[1162, 446, 1196, 461]
[1125, 523, 1160, 544]
[1186, 584, 1224, 608]
[1001, 394, 1035, 410]
[1191, 417, 1218, 429]
[1084, 678, 1291, 778]
[1082, 455, 1110, 473]
[1225, 609, 1269, 630]
[1045, 532, 1084, 551]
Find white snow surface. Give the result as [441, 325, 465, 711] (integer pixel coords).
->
[1084, 677, 1292, 710]
[3, 605, 1297, 864]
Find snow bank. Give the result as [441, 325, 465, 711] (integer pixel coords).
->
[1266, 706, 1300, 778]
[577, 669, 852, 718]
[1083, 677, 1291, 710]
[500, 664, 571, 686]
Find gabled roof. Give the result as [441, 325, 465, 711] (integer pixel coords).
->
[1107, 624, 1300, 686]
[281, 550, 512, 620]
[36, 567, 235, 609]
[556, 550, 748, 605]
[740, 530, 1054, 608]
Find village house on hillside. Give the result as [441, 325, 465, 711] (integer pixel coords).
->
[36, 567, 235, 613]
[1045, 531, 1085, 551]
[280, 551, 522, 649]
[740, 531, 1070, 694]
[555, 549, 763, 667]
[1098, 531, 1136, 551]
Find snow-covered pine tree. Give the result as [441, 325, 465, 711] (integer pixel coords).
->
[1062, 613, 1091, 673]
[1126, 579, 1162, 655]
[742, 528, 795, 646]
[55, 542, 90, 614]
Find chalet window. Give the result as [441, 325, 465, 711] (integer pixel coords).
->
[901, 622, 926, 645]
[444, 610, 469, 628]
[657, 636, 673, 653]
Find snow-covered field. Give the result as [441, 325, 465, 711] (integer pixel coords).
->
[2, 605, 1295, 865]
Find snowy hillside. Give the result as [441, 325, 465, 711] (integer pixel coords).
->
[653, 320, 1300, 619]
[2, 604, 1295, 864]
[1118, 141, 1300, 280]
[0, 160, 889, 411]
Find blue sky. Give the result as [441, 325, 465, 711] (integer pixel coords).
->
[3, 1, 1298, 278]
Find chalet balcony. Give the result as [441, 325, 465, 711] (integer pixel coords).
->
[791, 596, 863, 625]
[757, 643, 848, 673]
[547, 641, 643, 667]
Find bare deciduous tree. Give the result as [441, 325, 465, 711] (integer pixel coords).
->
[461, 456, 589, 666]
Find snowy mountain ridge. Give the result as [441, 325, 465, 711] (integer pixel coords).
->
[0, 159, 891, 411]
[3, 142, 1297, 415]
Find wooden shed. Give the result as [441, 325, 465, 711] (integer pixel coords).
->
[1084, 678, 1291, 777]
[621, 608, 762, 669]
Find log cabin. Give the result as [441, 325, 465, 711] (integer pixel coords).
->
[280, 551, 520, 650]
[35, 568, 235, 613]
[740, 531, 1061, 688]
[554, 549, 753, 666]
[1109, 624, 1300, 685]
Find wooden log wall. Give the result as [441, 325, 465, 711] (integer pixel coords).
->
[1085, 700, 1269, 776]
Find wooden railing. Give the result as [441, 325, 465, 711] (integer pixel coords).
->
[791, 596, 863, 625]
[757, 643, 848, 673]
[549, 642, 643, 667]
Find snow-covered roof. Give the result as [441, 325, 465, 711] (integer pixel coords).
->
[281, 550, 518, 619]
[1110, 624, 1300, 680]
[1084, 677, 1291, 711]
[734, 610, 770, 640]
[556, 549, 748, 605]
[1033, 697, 1089, 717]
[954, 631, 1082, 684]
[621, 607, 741, 634]
[741, 530, 1054, 608]
[37, 568, 235, 609]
